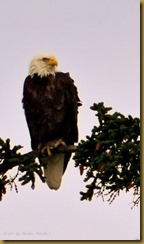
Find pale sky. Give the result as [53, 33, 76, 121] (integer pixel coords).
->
[0, 0, 140, 241]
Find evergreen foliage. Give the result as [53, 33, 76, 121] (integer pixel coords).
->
[74, 102, 140, 206]
[0, 102, 140, 207]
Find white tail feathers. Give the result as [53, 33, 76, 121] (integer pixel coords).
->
[44, 153, 64, 190]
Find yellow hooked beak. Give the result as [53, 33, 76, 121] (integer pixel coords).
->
[43, 56, 58, 67]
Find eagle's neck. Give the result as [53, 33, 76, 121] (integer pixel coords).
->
[29, 61, 56, 78]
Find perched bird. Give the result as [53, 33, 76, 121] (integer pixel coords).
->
[22, 54, 82, 190]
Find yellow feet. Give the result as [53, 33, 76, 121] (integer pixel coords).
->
[38, 138, 66, 156]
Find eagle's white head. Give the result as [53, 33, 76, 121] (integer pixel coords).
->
[29, 54, 58, 78]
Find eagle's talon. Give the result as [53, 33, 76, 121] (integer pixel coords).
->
[47, 146, 53, 156]
[39, 138, 66, 157]
[40, 145, 52, 156]
[54, 138, 66, 148]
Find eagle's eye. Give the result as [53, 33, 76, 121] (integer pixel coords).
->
[42, 57, 50, 62]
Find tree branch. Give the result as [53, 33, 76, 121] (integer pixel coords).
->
[0, 145, 77, 175]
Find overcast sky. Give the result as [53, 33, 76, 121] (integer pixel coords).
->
[0, 0, 140, 241]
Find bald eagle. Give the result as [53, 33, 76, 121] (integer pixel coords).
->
[22, 54, 82, 190]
